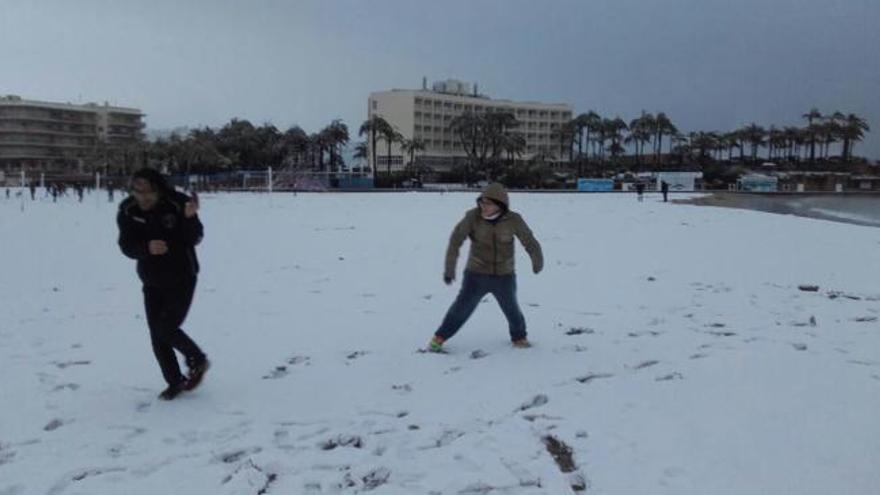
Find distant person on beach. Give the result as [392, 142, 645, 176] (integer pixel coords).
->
[427, 183, 544, 352]
[636, 182, 645, 202]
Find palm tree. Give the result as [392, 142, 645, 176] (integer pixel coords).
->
[216, 118, 259, 168]
[281, 126, 310, 169]
[308, 132, 327, 171]
[782, 126, 803, 163]
[502, 132, 527, 167]
[627, 113, 654, 169]
[722, 132, 741, 162]
[484, 112, 519, 159]
[840, 113, 870, 162]
[254, 123, 283, 169]
[353, 140, 369, 171]
[399, 137, 427, 181]
[654, 112, 677, 164]
[381, 126, 402, 178]
[766, 126, 783, 161]
[580, 111, 602, 161]
[359, 115, 392, 176]
[828, 112, 847, 159]
[596, 119, 615, 163]
[321, 120, 349, 173]
[400, 137, 426, 169]
[449, 112, 489, 184]
[802, 108, 823, 164]
[605, 117, 628, 167]
[571, 113, 591, 161]
[740, 123, 766, 163]
[688, 131, 716, 163]
[550, 120, 577, 165]
[818, 119, 841, 160]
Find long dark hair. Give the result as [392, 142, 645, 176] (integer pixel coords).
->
[131, 168, 172, 195]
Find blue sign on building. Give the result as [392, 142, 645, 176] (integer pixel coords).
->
[738, 175, 778, 192]
[577, 178, 615, 192]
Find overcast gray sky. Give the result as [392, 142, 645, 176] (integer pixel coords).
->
[3, 0, 878, 157]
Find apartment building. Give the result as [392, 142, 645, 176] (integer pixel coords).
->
[367, 80, 573, 173]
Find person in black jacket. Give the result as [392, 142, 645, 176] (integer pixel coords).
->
[117, 168, 209, 400]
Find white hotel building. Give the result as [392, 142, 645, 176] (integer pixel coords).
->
[367, 80, 573, 173]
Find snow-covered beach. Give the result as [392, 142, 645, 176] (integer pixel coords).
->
[2, 191, 878, 494]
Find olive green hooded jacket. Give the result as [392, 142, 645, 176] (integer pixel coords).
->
[444, 183, 544, 278]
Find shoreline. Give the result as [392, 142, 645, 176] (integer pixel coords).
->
[676, 192, 880, 228]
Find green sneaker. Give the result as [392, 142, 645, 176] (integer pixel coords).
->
[428, 336, 445, 353]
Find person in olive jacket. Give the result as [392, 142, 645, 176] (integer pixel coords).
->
[429, 183, 544, 352]
[117, 168, 209, 400]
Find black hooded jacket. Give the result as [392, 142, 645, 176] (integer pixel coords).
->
[117, 189, 203, 287]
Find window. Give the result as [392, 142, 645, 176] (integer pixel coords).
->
[372, 100, 377, 110]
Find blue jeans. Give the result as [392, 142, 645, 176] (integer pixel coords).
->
[436, 271, 527, 342]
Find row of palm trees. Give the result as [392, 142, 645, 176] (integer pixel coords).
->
[685, 110, 871, 165]
[144, 108, 870, 180]
[357, 107, 871, 184]
[147, 118, 352, 175]
[551, 109, 870, 170]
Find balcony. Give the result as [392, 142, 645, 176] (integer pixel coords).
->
[0, 126, 96, 137]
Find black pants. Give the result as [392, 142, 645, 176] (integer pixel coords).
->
[436, 271, 527, 342]
[143, 277, 205, 386]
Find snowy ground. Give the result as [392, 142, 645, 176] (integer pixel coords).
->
[1, 190, 879, 494]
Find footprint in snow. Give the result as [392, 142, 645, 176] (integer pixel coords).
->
[470, 349, 489, 359]
[54, 360, 91, 369]
[631, 360, 660, 370]
[517, 394, 549, 412]
[655, 372, 684, 382]
[575, 373, 613, 384]
[43, 419, 65, 432]
[262, 366, 289, 380]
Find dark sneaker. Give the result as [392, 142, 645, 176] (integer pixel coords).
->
[183, 358, 210, 391]
[158, 381, 186, 400]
